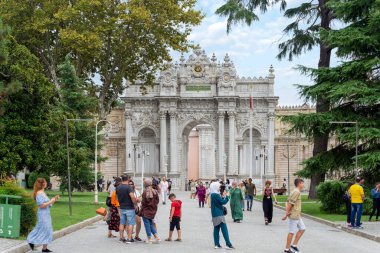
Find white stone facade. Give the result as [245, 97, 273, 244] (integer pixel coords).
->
[111, 49, 278, 190]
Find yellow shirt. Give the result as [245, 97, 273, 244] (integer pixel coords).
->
[349, 184, 364, 204]
[288, 188, 302, 219]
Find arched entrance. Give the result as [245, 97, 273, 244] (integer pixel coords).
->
[181, 121, 216, 183]
[136, 128, 159, 175]
[242, 128, 263, 177]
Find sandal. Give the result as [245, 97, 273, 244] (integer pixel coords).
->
[175, 239, 182, 242]
[108, 234, 117, 238]
[165, 238, 172, 241]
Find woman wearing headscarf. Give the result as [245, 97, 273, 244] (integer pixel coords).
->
[108, 177, 122, 237]
[196, 181, 207, 208]
[210, 182, 234, 250]
[140, 178, 161, 243]
[230, 181, 244, 223]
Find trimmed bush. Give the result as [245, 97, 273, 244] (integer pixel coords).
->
[27, 171, 50, 188]
[0, 180, 37, 236]
[317, 180, 346, 213]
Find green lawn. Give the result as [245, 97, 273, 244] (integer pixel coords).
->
[255, 194, 370, 222]
[27, 190, 107, 231]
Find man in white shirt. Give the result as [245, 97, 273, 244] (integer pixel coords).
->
[160, 176, 169, 205]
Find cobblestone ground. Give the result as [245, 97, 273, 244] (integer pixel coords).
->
[36, 191, 379, 253]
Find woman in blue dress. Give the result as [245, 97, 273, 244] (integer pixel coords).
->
[27, 178, 59, 252]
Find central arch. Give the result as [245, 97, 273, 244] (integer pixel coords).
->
[180, 120, 217, 184]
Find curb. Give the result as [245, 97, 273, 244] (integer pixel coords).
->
[4, 215, 103, 253]
[257, 199, 380, 243]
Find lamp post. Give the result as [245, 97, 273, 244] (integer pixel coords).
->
[136, 145, 149, 191]
[95, 119, 110, 204]
[329, 121, 358, 172]
[66, 118, 92, 216]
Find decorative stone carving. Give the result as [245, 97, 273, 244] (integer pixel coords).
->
[132, 111, 159, 133]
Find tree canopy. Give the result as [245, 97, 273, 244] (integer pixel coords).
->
[0, 0, 203, 118]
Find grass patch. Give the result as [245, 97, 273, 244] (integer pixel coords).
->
[26, 190, 107, 231]
[255, 194, 370, 222]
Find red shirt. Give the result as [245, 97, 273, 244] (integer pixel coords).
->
[171, 200, 182, 217]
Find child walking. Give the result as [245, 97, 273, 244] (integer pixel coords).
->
[165, 193, 182, 242]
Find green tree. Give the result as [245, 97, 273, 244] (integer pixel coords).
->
[0, 0, 203, 118]
[50, 55, 100, 192]
[0, 32, 57, 174]
[216, 0, 335, 198]
[283, 0, 380, 181]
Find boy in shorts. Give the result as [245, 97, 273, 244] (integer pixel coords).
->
[282, 178, 306, 253]
[165, 193, 182, 242]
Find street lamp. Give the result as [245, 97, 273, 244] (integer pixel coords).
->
[66, 118, 92, 216]
[136, 145, 149, 190]
[95, 119, 110, 203]
[329, 121, 359, 172]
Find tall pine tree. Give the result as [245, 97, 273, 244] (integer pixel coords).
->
[216, 0, 335, 197]
[283, 0, 380, 183]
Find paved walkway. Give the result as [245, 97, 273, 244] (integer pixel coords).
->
[0, 238, 25, 252]
[30, 191, 379, 253]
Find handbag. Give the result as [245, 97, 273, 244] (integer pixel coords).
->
[135, 205, 140, 215]
[223, 206, 227, 216]
[96, 207, 107, 216]
[106, 196, 112, 207]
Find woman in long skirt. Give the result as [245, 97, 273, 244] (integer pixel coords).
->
[230, 182, 244, 222]
[197, 182, 206, 208]
[27, 178, 59, 252]
[108, 178, 122, 237]
[262, 180, 277, 225]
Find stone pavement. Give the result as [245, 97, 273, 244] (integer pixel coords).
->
[0, 238, 25, 252]
[29, 191, 379, 253]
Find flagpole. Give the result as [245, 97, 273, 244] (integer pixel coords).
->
[249, 85, 253, 179]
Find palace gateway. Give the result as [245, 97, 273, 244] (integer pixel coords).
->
[109, 49, 278, 190]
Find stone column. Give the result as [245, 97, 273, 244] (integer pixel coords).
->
[228, 111, 236, 175]
[218, 111, 225, 175]
[125, 111, 133, 174]
[169, 111, 178, 173]
[267, 113, 275, 175]
[239, 145, 243, 175]
[159, 111, 167, 174]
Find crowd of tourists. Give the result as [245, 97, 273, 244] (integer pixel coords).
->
[25, 174, 380, 253]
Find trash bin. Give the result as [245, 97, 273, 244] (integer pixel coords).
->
[0, 195, 22, 238]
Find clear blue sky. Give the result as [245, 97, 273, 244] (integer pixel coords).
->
[171, 0, 339, 106]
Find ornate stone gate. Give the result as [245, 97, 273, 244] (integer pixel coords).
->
[121, 49, 278, 189]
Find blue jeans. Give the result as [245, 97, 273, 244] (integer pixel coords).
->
[142, 217, 157, 238]
[350, 203, 363, 227]
[213, 222, 232, 247]
[241, 200, 245, 210]
[119, 209, 136, 226]
[247, 195, 254, 210]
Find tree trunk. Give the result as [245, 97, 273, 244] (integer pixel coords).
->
[308, 0, 332, 199]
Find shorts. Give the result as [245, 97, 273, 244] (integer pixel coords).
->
[119, 209, 136, 226]
[170, 216, 181, 231]
[288, 218, 306, 234]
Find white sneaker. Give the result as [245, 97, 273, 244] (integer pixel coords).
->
[214, 246, 222, 249]
[225, 245, 235, 250]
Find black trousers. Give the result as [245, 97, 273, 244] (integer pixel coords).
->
[345, 200, 351, 223]
[262, 197, 273, 223]
[369, 198, 380, 220]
